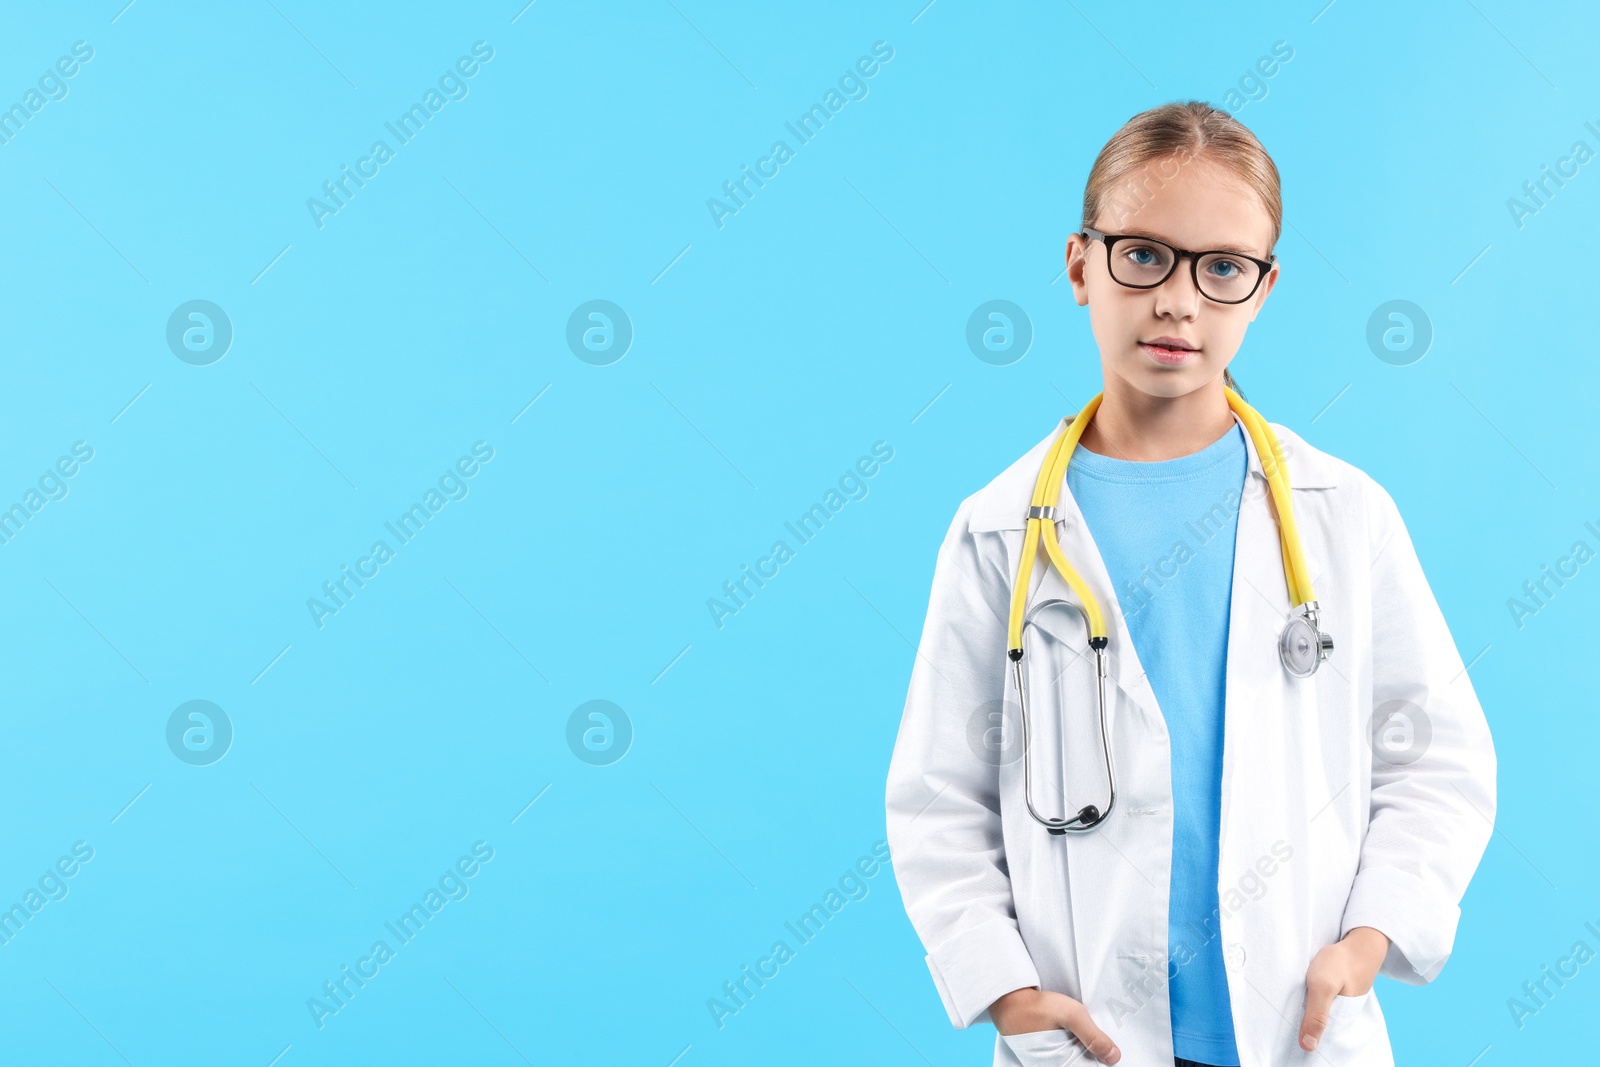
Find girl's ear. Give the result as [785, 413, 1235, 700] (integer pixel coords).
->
[1065, 233, 1092, 308]
[1247, 262, 1280, 321]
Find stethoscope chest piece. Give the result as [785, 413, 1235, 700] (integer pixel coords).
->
[1279, 601, 1334, 678]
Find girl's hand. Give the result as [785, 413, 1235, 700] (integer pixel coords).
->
[989, 986, 1121, 1064]
[1297, 926, 1390, 1051]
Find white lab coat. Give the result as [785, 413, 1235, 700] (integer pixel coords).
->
[884, 411, 1496, 1067]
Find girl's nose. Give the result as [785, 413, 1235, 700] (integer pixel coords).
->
[1153, 267, 1202, 318]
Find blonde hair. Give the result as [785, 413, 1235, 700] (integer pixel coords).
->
[1080, 100, 1282, 398]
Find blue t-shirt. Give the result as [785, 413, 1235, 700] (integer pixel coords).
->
[1065, 421, 1247, 1066]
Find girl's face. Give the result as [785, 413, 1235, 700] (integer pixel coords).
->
[1065, 155, 1279, 400]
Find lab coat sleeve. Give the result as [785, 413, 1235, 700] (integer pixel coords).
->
[1338, 476, 1497, 985]
[885, 498, 1042, 1030]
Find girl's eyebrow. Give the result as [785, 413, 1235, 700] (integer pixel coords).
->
[1211, 242, 1267, 258]
[1125, 230, 1266, 258]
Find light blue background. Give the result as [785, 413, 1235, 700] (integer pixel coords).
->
[0, 1, 1594, 1063]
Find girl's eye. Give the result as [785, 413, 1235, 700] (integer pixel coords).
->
[1127, 247, 1159, 265]
[1208, 258, 1243, 278]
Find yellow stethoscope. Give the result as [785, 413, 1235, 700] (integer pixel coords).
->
[1007, 386, 1333, 835]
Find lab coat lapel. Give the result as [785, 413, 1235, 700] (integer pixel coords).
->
[1024, 484, 1155, 718]
[1220, 412, 1325, 844]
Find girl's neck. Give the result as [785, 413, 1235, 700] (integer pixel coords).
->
[1077, 378, 1236, 462]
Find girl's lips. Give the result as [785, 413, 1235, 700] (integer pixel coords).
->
[1139, 341, 1197, 365]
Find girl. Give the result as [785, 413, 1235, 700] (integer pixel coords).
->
[884, 102, 1496, 1067]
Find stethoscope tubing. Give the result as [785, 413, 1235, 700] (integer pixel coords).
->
[1007, 387, 1330, 834]
[1013, 597, 1115, 834]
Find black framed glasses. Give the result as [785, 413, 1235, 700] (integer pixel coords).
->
[1082, 227, 1275, 304]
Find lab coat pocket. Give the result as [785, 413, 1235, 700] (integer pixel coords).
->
[1313, 989, 1380, 1063]
[999, 1027, 1084, 1067]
